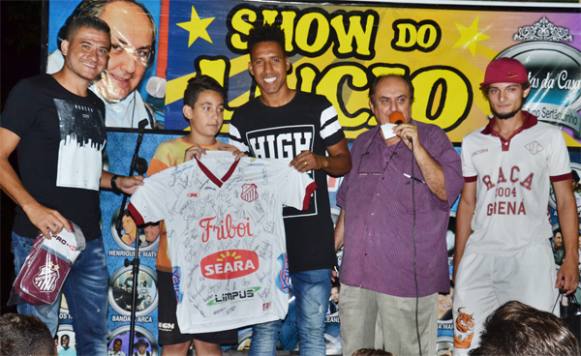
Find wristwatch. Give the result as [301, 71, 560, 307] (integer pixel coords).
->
[111, 175, 123, 194]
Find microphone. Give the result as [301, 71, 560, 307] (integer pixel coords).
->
[389, 111, 405, 125]
[380, 111, 405, 140]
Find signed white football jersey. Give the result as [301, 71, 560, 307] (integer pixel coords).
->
[129, 151, 315, 332]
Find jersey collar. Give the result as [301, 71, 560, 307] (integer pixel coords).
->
[481, 111, 538, 151]
[195, 156, 240, 187]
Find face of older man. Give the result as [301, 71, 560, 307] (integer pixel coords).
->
[370, 76, 413, 125]
[94, 1, 154, 102]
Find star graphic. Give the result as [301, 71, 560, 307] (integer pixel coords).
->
[453, 17, 490, 56]
[177, 6, 214, 47]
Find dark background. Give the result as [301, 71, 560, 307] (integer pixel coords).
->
[1, 0, 45, 313]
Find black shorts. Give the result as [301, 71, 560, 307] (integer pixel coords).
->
[157, 270, 238, 346]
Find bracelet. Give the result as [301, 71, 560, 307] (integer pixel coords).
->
[111, 175, 123, 194]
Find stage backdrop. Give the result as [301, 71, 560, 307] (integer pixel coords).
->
[45, 1, 580, 355]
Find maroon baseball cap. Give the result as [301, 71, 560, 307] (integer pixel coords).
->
[481, 58, 529, 87]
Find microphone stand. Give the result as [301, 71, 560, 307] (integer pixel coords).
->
[115, 119, 148, 237]
[115, 119, 149, 355]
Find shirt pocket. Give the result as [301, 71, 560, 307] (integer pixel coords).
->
[394, 175, 437, 213]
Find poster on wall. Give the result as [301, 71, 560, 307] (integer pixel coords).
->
[45, 1, 579, 354]
[48, 1, 580, 143]
[161, 1, 580, 145]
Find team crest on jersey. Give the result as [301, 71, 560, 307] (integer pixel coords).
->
[33, 262, 60, 292]
[454, 307, 475, 349]
[241, 183, 258, 202]
[524, 140, 544, 155]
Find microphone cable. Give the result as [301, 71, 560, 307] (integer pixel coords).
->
[410, 136, 423, 356]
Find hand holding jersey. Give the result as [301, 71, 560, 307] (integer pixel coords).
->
[290, 150, 328, 173]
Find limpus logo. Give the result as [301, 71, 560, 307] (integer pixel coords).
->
[33, 262, 59, 292]
[201, 249, 259, 280]
[207, 286, 260, 306]
[275, 254, 290, 293]
[241, 183, 258, 202]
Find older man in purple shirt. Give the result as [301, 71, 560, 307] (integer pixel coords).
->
[335, 74, 463, 356]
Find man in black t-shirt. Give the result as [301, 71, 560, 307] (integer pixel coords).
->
[0, 15, 142, 355]
[229, 23, 351, 356]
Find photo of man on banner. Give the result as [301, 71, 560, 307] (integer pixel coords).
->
[47, 0, 162, 129]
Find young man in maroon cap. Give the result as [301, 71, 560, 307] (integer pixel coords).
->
[453, 57, 579, 354]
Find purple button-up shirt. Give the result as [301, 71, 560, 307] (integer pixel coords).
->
[337, 122, 463, 297]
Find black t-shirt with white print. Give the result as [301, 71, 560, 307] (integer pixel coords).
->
[230, 91, 345, 272]
[2, 74, 106, 240]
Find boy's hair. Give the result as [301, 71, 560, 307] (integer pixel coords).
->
[0, 313, 56, 356]
[58, 15, 110, 52]
[470, 300, 579, 356]
[247, 22, 286, 56]
[183, 75, 225, 107]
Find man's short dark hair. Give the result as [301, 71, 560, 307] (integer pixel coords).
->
[0, 313, 56, 356]
[247, 22, 286, 56]
[369, 74, 415, 103]
[57, 0, 156, 62]
[58, 15, 110, 52]
[470, 301, 579, 356]
[183, 75, 226, 107]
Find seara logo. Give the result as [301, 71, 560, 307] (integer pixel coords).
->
[201, 249, 259, 280]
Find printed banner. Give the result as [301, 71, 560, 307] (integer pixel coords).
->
[47, 1, 580, 144]
[162, 1, 580, 145]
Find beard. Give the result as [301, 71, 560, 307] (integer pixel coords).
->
[491, 100, 524, 120]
